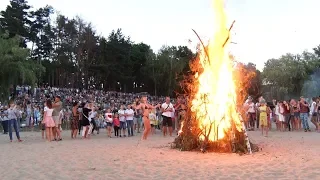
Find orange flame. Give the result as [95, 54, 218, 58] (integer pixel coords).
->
[191, 0, 242, 141]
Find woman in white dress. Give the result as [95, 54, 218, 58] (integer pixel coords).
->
[278, 101, 285, 131]
[43, 100, 55, 142]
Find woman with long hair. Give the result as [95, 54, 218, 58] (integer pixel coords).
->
[43, 99, 55, 142]
[136, 96, 160, 140]
[290, 99, 299, 130]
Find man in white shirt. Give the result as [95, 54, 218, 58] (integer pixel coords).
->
[125, 104, 135, 136]
[243, 96, 256, 130]
[118, 105, 127, 137]
[161, 97, 174, 136]
[310, 97, 318, 130]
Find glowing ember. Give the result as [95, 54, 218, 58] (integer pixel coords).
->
[190, 0, 242, 141]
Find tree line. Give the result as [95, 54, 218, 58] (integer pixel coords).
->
[0, 0, 197, 97]
[3, 0, 319, 102]
[262, 47, 320, 100]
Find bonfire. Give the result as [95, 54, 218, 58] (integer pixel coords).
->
[173, 0, 258, 153]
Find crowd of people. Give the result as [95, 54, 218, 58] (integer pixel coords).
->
[0, 86, 187, 142]
[243, 96, 320, 137]
[2, 85, 320, 142]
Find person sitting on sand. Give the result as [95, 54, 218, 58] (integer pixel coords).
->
[259, 99, 268, 137]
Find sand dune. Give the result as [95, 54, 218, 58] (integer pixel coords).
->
[0, 128, 319, 180]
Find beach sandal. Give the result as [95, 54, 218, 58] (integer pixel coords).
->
[18, 139, 22, 142]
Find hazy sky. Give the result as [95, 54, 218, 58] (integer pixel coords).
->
[1, 0, 319, 70]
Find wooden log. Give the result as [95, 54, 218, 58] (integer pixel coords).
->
[239, 114, 252, 154]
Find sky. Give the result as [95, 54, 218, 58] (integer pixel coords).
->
[1, 0, 319, 70]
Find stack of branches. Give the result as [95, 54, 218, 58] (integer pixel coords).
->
[173, 69, 259, 153]
[173, 30, 259, 153]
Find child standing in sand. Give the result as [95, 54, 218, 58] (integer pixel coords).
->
[259, 99, 268, 137]
[149, 109, 157, 134]
[105, 108, 113, 138]
[113, 113, 120, 137]
[40, 109, 46, 139]
[96, 113, 103, 134]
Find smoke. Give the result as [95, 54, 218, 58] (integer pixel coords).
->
[301, 69, 320, 98]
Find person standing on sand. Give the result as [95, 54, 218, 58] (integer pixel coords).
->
[105, 108, 113, 138]
[71, 102, 79, 139]
[52, 96, 62, 141]
[40, 109, 46, 139]
[43, 100, 55, 142]
[309, 97, 318, 131]
[1, 109, 9, 134]
[278, 101, 285, 131]
[243, 96, 256, 131]
[255, 96, 264, 129]
[87, 104, 97, 136]
[161, 97, 174, 137]
[258, 99, 268, 137]
[149, 109, 157, 135]
[136, 96, 160, 140]
[78, 103, 84, 135]
[113, 113, 120, 137]
[174, 96, 183, 133]
[125, 104, 134, 137]
[7, 100, 22, 142]
[81, 102, 91, 139]
[118, 105, 127, 137]
[298, 96, 311, 132]
[132, 98, 142, 133]
[283, 101, 291, 131]
[290, 99, 300, 131]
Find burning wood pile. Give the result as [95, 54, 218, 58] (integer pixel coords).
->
[173, 0, 258, 154]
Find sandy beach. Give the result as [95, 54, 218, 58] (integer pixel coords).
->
[0, 128, 319, 180]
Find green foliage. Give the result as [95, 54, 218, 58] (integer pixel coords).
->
[262, 51, 320, 100]
[0, 0, 262, 98]
[0, 0, 197, 96]
[0, 0, 31, 47]
[0, 31, 44, 100]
